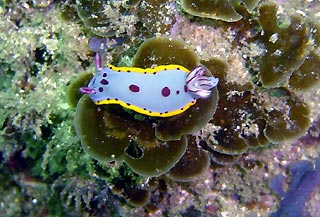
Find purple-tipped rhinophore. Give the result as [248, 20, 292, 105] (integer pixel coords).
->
[80, 87, 96, 95]
[186, 66, 219, 98]
[95, 53, 102, 71]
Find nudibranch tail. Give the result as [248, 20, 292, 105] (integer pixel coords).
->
[186, 66, 219, 98]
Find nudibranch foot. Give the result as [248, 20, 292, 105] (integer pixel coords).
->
[186, 66, 219, 98]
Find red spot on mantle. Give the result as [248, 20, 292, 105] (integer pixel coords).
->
[129, 84, 140, 92]
[162, 87, 170, 97]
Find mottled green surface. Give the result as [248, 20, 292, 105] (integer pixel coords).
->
[289, 51, 320, 91]
[67, 72, 93, 108]
[168, 136, 210, 182]
[132, 37, 199, 69]
[263, 88, 311, 143]
[75, 95, 188, 176]
[137, 0, 176, 34]
[61, 0, 176, 37]
[258, 3, 311, 88]
[201, 58, 256, 157]
[180, 0, 260, 22]
[75, 0, 139, 37]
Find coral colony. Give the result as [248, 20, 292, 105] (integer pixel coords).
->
[0, 0, 319, 216]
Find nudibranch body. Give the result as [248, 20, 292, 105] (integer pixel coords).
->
[80, 55, 218, 117]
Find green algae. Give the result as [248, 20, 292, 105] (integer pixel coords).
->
[181, 0, 242, 22]
[263, 88, 311, 143]
[168, 136, 210, 182]
[74, 96, 128, 162]
[60, 0, 81, 22]
[137, 0, 176, 34]
[66, 72, 93, 108]
[132, 37, 199, 69]
[242, 118, 269, 148]
[125, 137, 187, 177]
[180, 0, 260, 22]
[287, 17, 320, 91]
[75, 0, 138, 37]
[209, 150, 241, 165]
[240, 0, 260, 12]
[257, 2, 312, 88]
[200, 58, 258, 155]
[63, 0, 176, 37]
[289, 50, 320, 91]
[76, 0, 115, 37]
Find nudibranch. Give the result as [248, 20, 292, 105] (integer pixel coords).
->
[80, 54, 219, 117]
